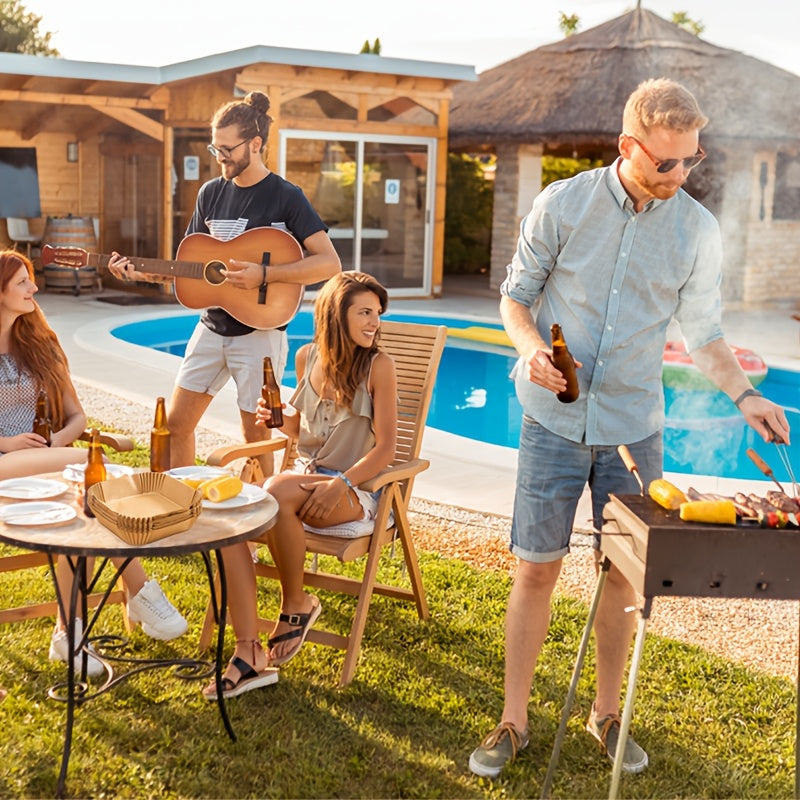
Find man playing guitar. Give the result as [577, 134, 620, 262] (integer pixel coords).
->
[109, 91, 340, 470]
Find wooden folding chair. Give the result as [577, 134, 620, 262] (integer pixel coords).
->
[0, 429, 134, 626]
[198, 320, 447, 685]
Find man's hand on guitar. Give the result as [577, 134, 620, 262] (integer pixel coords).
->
[108, 252, 165, 285]
[222, 259, 265, 291]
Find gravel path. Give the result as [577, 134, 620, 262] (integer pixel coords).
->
[79, 378, 799, 684]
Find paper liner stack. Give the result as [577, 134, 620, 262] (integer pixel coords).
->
[88, 472, 202, 545]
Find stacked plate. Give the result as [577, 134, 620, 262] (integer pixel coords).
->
[88, 472, 202, 545]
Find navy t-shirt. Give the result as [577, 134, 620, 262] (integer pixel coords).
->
[185, 172, 326, 336]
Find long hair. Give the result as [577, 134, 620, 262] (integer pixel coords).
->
[212, 91, 272, 153]
[313, 271, 389, 409]
[0, 251, 73, 428]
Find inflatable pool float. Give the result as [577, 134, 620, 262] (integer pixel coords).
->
[447, 326, 513, 348]
[663, 340, 767, 391]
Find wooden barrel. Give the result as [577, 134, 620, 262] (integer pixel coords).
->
[42, 216, 99, 295]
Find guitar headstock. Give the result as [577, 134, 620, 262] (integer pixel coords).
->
[41, 244, 90, 268]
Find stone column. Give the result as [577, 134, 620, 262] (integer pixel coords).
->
[489, 143, 543, 292]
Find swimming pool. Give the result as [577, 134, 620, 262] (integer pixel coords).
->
[112, 311, 800, 483]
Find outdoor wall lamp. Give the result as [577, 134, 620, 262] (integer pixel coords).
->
[66, 142, 79, 163]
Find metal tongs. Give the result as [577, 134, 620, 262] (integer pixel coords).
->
[767, 423, 799, 498]
[747, 423, 799, 498]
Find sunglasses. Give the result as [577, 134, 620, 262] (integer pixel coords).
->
[625, 134, 706, 173]
[207, 138, 251, 159]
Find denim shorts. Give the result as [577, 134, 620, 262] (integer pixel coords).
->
[510, 416, 662, 563]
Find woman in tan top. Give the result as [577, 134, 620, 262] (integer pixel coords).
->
[204, 271, 397, 699]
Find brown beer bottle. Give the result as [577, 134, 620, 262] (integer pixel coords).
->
[32, 389, 52, 446]
[149, 396, 171, 472]
[261, 357, 284, 428]
[550, 323, 580, 403]
[83, 428, 107, 518]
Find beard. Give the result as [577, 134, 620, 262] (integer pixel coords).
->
[220, 148, 251, 181]
[629, 159, 685, 201]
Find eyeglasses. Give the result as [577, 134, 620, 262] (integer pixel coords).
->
[207, 138, 251, 159]
[625, 134, 706, 173]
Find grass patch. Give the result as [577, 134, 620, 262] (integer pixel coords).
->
[0, 432, 795, 797]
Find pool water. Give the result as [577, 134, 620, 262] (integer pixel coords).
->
[112, 311, 800, 483]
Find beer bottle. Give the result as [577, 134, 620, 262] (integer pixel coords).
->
[550, 323, 580, 404]
[261, 357, 284, 429]
[32, 389, 52, 446]
[149, 396, 170, 472]
[83, 428, 107, 518]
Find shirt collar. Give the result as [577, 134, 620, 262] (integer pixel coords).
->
[608, 157, 665, 213]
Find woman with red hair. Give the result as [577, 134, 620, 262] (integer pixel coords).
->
[0, 250, 187, 678]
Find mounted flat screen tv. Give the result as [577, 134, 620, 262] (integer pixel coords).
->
[0, 148, 41, 218]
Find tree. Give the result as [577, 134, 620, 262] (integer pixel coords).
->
[559, 11, 580, 37]
[671, 11, 705, 36]
[359, 38, 381, 55]
[0, 0, 59, 55]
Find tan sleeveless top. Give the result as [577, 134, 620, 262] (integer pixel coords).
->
[289, 345, 375, 473]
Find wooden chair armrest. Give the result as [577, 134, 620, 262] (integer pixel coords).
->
[78, 429, 134, 452]
[207, 437, 289, 468]
[359, 458, 429, 492]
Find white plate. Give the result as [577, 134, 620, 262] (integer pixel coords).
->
[62, 463, 134, 483]
[0, 477, 69, 500]
[202, 482, 267, 510]
[166, 466, 230, 481]
[0, 501, 77, 526]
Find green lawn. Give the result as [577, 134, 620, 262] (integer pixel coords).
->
[0, 435, 795, 798]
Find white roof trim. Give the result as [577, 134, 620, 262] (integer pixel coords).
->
[0, 45, 476, 84]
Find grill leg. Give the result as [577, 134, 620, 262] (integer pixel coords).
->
[540, 556, 611, 799]
[608, 597, 652, 800]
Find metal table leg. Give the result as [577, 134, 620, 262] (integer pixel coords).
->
[541, 557, 611, 799]
[607, 597, 652, 800]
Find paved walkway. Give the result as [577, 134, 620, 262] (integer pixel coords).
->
[38, 280, 798, 520]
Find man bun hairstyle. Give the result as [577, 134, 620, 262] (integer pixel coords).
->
[623, 77, 708, 138]
[212, 91, 272, 152]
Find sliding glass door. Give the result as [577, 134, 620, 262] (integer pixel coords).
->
[280, 131, 435, 295]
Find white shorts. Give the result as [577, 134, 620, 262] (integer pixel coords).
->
[175, 322, 288, 413]
[296, 463, 380, 522]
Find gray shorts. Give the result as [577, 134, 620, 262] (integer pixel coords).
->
[510, 416, 662, 563]
[175, 322, 288, 413]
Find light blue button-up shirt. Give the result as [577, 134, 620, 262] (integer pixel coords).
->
[501, 159, 724, 446]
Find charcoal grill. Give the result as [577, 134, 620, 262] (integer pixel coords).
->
[541, 493, 800, 799]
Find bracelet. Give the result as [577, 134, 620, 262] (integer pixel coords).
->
[733, 388, 763, 408]
[336, 472, 354, 490]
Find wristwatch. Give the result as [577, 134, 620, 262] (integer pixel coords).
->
[733, 388, 762, 408]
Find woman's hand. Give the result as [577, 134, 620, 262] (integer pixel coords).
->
[298, 478, 350, 522]
[0, 433, 50, 451]
[254, 395, 286, 427]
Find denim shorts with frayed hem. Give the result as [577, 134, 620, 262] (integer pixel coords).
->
[510, 416, 662, 563]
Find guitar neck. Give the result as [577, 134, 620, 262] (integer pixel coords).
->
[88, 253, 204, 279]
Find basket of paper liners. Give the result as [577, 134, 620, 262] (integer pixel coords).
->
[87, 472, 202, 545]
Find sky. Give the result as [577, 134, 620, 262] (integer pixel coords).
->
[19, 0, 800, 78]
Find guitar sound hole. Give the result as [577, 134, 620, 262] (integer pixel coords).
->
[203, 260, 226, 285]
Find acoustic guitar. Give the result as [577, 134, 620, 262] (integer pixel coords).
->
[40, 226, 305, 330]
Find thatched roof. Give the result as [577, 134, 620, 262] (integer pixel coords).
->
[449, 8, 800, 151]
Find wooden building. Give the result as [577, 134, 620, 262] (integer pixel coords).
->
[449, 7, 800, 309]
[0, 46, 475, 297]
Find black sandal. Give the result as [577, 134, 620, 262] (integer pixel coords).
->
[267, 596, 322, 666]
[203, 640, 278, 701]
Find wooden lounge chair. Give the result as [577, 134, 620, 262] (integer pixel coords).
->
[0, 429, 134, 626]
[198, 320, 447, 685]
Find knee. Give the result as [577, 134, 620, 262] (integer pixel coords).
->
[516, 558, 561, 593]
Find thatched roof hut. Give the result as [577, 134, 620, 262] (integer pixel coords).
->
[449, 7, 800, 308]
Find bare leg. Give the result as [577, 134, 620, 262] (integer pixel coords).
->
[239, 409, 274, 477]
[501, 558, 562, 733]
[263, 472, 362, 662]
[592, 561, 637, 718]
[167, 386, 213, 468]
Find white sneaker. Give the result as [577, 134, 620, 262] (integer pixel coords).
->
[126, 579, 188, 641]
[49, 618, 105, 677]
